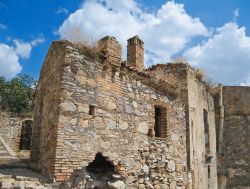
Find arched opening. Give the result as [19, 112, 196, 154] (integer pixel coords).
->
[85, 153, 116, 188]
[19, 120, 33, 150]
[87, 153, 114, 175]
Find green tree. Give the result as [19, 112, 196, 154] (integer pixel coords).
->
[0, 74, 37, 113]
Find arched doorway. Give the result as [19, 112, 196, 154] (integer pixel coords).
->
[19, 120, 33, 150]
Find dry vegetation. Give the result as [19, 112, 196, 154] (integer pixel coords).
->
[194, 68, 205, 81]
[64, 26, 100, 61]
[75, 42, 100, 61]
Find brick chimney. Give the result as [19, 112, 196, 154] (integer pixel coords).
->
[127, 35, 144, 71]
[98, 36, 122, 67]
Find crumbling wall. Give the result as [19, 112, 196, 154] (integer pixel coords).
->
[30, 41, 66, 177]
[217, 86, 250, 188]
[35, 41, 189, 188]
[147, 63, 218, 189]
[0, 111, 32, 152]
[186, 70, 217, 189]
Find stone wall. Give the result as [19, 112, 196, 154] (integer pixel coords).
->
[30, 41, 66, 177]
[217, 86, 250, 189]
[0, 111, 32, 152]
[32, 40, 189, 188]
[147, 63, 218, 189]
[186, 70, 217, 189]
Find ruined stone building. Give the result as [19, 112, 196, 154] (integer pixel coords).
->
[0, 111, 33, 158]
[27, 35, 219, 189]
[1, 35, 249, 189]
[215, 87, 250, 189]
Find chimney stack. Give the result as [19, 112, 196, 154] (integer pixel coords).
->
[127, 35, 144, 71]
[98, 36, 122, 67]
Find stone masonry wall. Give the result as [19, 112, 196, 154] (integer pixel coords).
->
[0, 111, 32, 152]
[186, 70, 217, 189]
[35, 41, 189, 188]
[147, 63, 218, 189]
[217, 86, 250, 189]
[30, 41, 66, 176]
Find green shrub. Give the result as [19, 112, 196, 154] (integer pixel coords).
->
[0, 74, 37, 113]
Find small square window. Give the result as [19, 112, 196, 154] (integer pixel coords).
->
[89, 105, 96, 116]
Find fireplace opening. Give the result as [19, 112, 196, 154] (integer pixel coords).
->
[69, 153, 125, 189]
[86, 153, 114, 175]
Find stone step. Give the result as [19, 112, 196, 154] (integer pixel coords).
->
[0, 162, 27, 169]
[0, 156, 16, 160]
[0, 152, 10, 156]
[0, 150, 9, 153]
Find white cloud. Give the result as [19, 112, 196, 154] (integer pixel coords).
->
[0, 43, 22, 79]
[59, 0, 208, 66]
[31, 37, 45, 46]
[56, 7, 69, 15]
[13, 40, 32, 59]
[58, 0, 250, 85]
[184, 22, 250, 85]
[13, 37, 45, 59]
[0, 23, 7, 30]
[233, 8, 239, 22]
[0, 37, 45, 79]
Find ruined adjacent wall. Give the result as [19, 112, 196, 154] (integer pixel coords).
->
[0, 111, 32, 152]
[217, 86, 250, 188]
[147, 64, 218, 189]
[30, 41, 65, 176]
[31, 41, 189, 188]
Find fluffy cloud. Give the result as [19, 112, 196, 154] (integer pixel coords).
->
[0, 37, 44, 79]
[184, 22, 250, 85]
[59, 0, 250, 85]
[59, 0, 208, 65]
[0, 43, 22, 79]
[13, 40, 32, 59]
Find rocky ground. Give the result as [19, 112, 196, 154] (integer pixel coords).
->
[0, 158, 126, 189]
[0, 158, 57, 189]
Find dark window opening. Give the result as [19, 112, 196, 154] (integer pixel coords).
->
[147, 128, 153, 137]
[86, 153, 114, 174]
[89, 105, 96, 116]
[154, 106, 167, 138]
[208, 165, 211, 179]
[111, 68, 116, 82]
[203, 109, 210, 154]
[19, 120, 33, 150]
[155, 107, 161, 137]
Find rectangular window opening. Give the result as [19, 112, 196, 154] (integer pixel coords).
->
[155, 107, 161, 137]
[153, 106, 167, 138]
[89, 105, 96, 116]
[203, 109, 210, 154]
[208, 165, 211, 179]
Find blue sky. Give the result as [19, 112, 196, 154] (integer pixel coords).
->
[1, 0, 250, 85]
